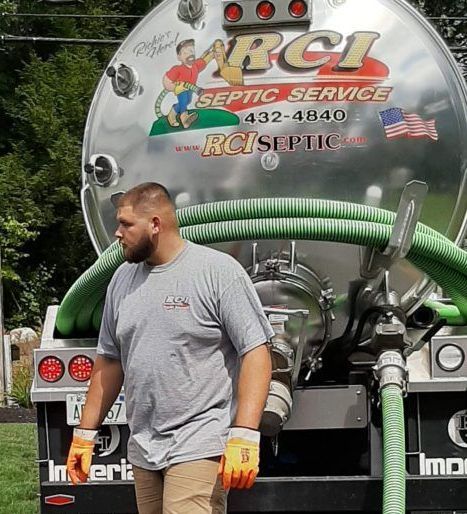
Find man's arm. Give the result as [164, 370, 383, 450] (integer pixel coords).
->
[80, 355, 124, 429]
[66, 355, 123, 485]
[219, 343, 272, 490]
[234, 344, 271, 429]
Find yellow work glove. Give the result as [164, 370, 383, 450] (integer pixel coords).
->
[66, 428, 98, 485]
[218, 427, 260, 490]
[174, 82, 187, 95]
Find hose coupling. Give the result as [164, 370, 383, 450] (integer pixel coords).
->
[373, 350, 407, 393]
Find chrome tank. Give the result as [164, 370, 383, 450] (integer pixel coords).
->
[82, 0, 467, 339]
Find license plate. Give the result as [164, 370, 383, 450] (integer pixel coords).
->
[66, 393, 127, 425]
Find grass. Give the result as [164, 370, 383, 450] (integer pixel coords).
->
[0, 424, 39, 514]
[149, 108, 239, 136]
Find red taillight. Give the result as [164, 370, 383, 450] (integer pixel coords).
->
[257, 1, 275, 20]
[69, 355, 94, 382]
[224, 2, 243, 22]
[289, 0, 307, 17]
[38, 357, 64, 383]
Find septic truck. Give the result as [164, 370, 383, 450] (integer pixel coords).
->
[31, 0, 467, 512]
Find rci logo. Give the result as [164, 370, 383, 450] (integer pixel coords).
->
[163, 295, 190, 310]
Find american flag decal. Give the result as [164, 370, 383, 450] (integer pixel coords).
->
[379, 108, 438, 141]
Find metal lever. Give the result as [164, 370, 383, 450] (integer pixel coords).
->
[264, 307, 309, 387]
[361, 180, 428, 279]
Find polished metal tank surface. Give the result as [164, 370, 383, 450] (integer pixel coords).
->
[82, 0, 467, 335]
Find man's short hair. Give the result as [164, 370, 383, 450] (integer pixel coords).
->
[118, 182, 174, 212]
[176, 39, 195, 55]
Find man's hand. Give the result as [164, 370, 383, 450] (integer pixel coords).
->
[218, 427, 260, 490]
[66, 428, 98, 485]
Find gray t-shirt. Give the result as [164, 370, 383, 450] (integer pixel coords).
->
[97, 241, 274, 470]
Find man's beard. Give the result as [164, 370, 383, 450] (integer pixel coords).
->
[123, 234, 154, 263]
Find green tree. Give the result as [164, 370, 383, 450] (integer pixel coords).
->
[0, 0, 151, 328]
[410, 0, 467, 76]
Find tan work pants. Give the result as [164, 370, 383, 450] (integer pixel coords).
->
[133, 457, 227, 514]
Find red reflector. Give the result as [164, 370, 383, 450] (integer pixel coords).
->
[38, 356, 64, 383]
[224, 2, 243, 22]
[289, 0, 307, 17]
[45, 494, 75, 506]
[257, 1, 275, 20]
[69, 355, 94, 382]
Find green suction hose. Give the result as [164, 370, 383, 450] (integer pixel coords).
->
[177, 197, 452, 243]
[424, 299, 466, 326]
[179, 218, 467, 280]
[381, 384, 406, 514]
[92, 297, 105, 333]
[55, 241, 124, 335]
[179, 219, 467, 316]
[56, 199, 467, 335]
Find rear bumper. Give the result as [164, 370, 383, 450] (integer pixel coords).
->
[228, 476, 467, 511]
[39, 476, 467, 513]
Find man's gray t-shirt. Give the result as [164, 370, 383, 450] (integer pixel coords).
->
[97, 241, 274, 470]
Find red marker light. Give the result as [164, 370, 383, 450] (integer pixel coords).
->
[289, 0, 307, 18]
[224, 3, 243, 22]
[38, 356, 64, 383]
[45, 495, 75, 506]
[257, 1, 275, 20]
[69, 355, 94, 382]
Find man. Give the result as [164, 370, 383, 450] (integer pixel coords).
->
[66, 182, 274, 514]
[163, 39, 212, 128]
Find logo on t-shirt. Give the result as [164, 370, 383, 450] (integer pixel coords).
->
[163, 295, 190, 310]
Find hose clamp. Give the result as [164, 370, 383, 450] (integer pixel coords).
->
[373, 350, 407, 393]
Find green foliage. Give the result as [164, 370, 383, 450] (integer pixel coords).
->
[410, 0, 467, 75]
[8, 364, 33, 409]
[0, 0, 152, 328]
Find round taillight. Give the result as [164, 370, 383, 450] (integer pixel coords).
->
[289, 0, 307, 18]
[39, 357, 65, 383]
[257, 1, 275, 20]
[69, 355, 94, 382]
[224, 2, 243, 22]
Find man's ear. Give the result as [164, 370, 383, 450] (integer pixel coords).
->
[151, 216, 162, 235]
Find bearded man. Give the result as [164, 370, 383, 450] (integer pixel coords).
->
[66, 182, 273, 514]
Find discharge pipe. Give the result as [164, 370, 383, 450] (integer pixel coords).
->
[374, 351, 407, 514]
